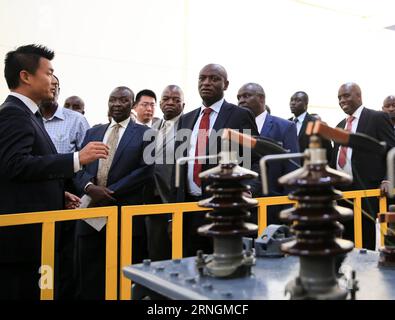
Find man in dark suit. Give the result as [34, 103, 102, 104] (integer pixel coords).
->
[0, 44, 109, 299]
[74, 86, 154, 299]
[382, 95, 395, 129]
[289, 91, 332, 162]
[133, 89, 160, 127]
[237, 83, 300, 225]
[145, 85, 185, 261]
[330, 82, 395, 250]
[176, 64, 259, 257]
[237, 83, 300, 196]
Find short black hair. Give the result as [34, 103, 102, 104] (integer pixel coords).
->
[293, 91, 309, 105]
[114, 86, 134, 102]
[53, 74, 60, 88]
[4, 44, 55, 89]
[134, 89, 157, 105]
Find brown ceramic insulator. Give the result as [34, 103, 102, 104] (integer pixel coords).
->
[279, 154, 354, 257]
[198, 162, 258, 238]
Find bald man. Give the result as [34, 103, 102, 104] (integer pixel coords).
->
[330, 82, 395, 250]
[382, 95, 395, 128]
[237, 83, 299, 197]
[176, 64, 259, 257]
[64, 95, 85, 115]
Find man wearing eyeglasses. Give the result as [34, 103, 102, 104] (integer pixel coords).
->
[133, 89, 160, 127]
[37, 74, 90, 300]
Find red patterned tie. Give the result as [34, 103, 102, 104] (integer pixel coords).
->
[193, 107, 213, 187]
[338, 116, 355, 168]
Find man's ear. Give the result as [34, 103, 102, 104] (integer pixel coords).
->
[19, 70, 30, 86]
[223, 80, 229, 91]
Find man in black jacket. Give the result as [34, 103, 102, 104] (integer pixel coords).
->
[289, 91, 332, 162]
[0, 44, 108, 299]
[330, 82, 395, 249]
[175, 64, 259, 257]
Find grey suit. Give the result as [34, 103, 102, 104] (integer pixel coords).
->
[145, 116, 181, 261]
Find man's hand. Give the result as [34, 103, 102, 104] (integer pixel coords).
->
[65, 191, 81, 209]
[380, 180, 391, 197]
[86, 184, 116, 207]
[79, 142, 109, 165]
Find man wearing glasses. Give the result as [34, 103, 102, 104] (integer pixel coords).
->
[133, 89, 159, 127]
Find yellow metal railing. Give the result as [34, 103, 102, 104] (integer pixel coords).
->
[0, 206, 118, 300]
[0, 189, 388, 300]
[119, 189, 388, 300]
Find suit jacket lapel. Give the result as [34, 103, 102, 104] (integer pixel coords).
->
[298, 114, 310, 145]
[209, 101, 233, 153]
[110, 121, 136, 168]
[11, 99, 58, 154]
[212, 101, 233, 132]
[90, 124, 109, 175]
[185, 109, 201, 130]
[260, 114, 273, 137]
[356, 108, 368, 134]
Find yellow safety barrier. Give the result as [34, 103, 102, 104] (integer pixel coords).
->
[0, 206, 118, 300]
[119, 189, 388, 300]
[0, 189, 388, 300]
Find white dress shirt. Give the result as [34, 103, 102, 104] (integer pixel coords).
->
[293, 111, 307, 136]
[136, 119, 153, 127]
[255, 110, 268, 134]
[85, 117, 130, 191]
[336, 105, 364, 177]
[187, 98, 224, 196]
[102, 117, 130, 146]
[9, 92, 81, 172]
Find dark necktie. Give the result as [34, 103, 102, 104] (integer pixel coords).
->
[35, 111, 45, 127]
[193, 108, 213, 187]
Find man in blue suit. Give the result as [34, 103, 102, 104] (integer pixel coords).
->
[237, 83, 299, 223]
[74, 86, 154, 299]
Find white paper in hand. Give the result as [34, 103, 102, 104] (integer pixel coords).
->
[79, 195, 107, 232]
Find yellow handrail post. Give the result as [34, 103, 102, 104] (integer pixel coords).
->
[119, 207, 133, 300]
[353, 197, 363, 248]
[40, 221, 55, 300]
[105, 207, 118, 300]
[172, 210, 183, 259]
[257, 203, 267, 236]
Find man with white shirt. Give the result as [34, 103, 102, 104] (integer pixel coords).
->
[144, 85, 185, 262]
[289, 91, 332, 162]
[237, 83, 299, 198]
[176, 64, 259, 257]
[38, 74, 90, 299]
[64, 95, 86, 115]
[133, 89, 159, 127]
[382, 95, 395, 129]
[74, 86, 154, 299]
[330, 82, 395, 250]
[0, 44, 108, 299]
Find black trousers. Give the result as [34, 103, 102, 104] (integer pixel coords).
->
[182, 195, 213, 257]
[0, 262, 40, 299]
[54, 221, 77, 300]
[337, 197, 378, 250]
[145, 214, 172, 261]
[74, 217, 148, 300]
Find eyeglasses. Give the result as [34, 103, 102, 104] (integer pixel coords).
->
[138, 102, 156, 108]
